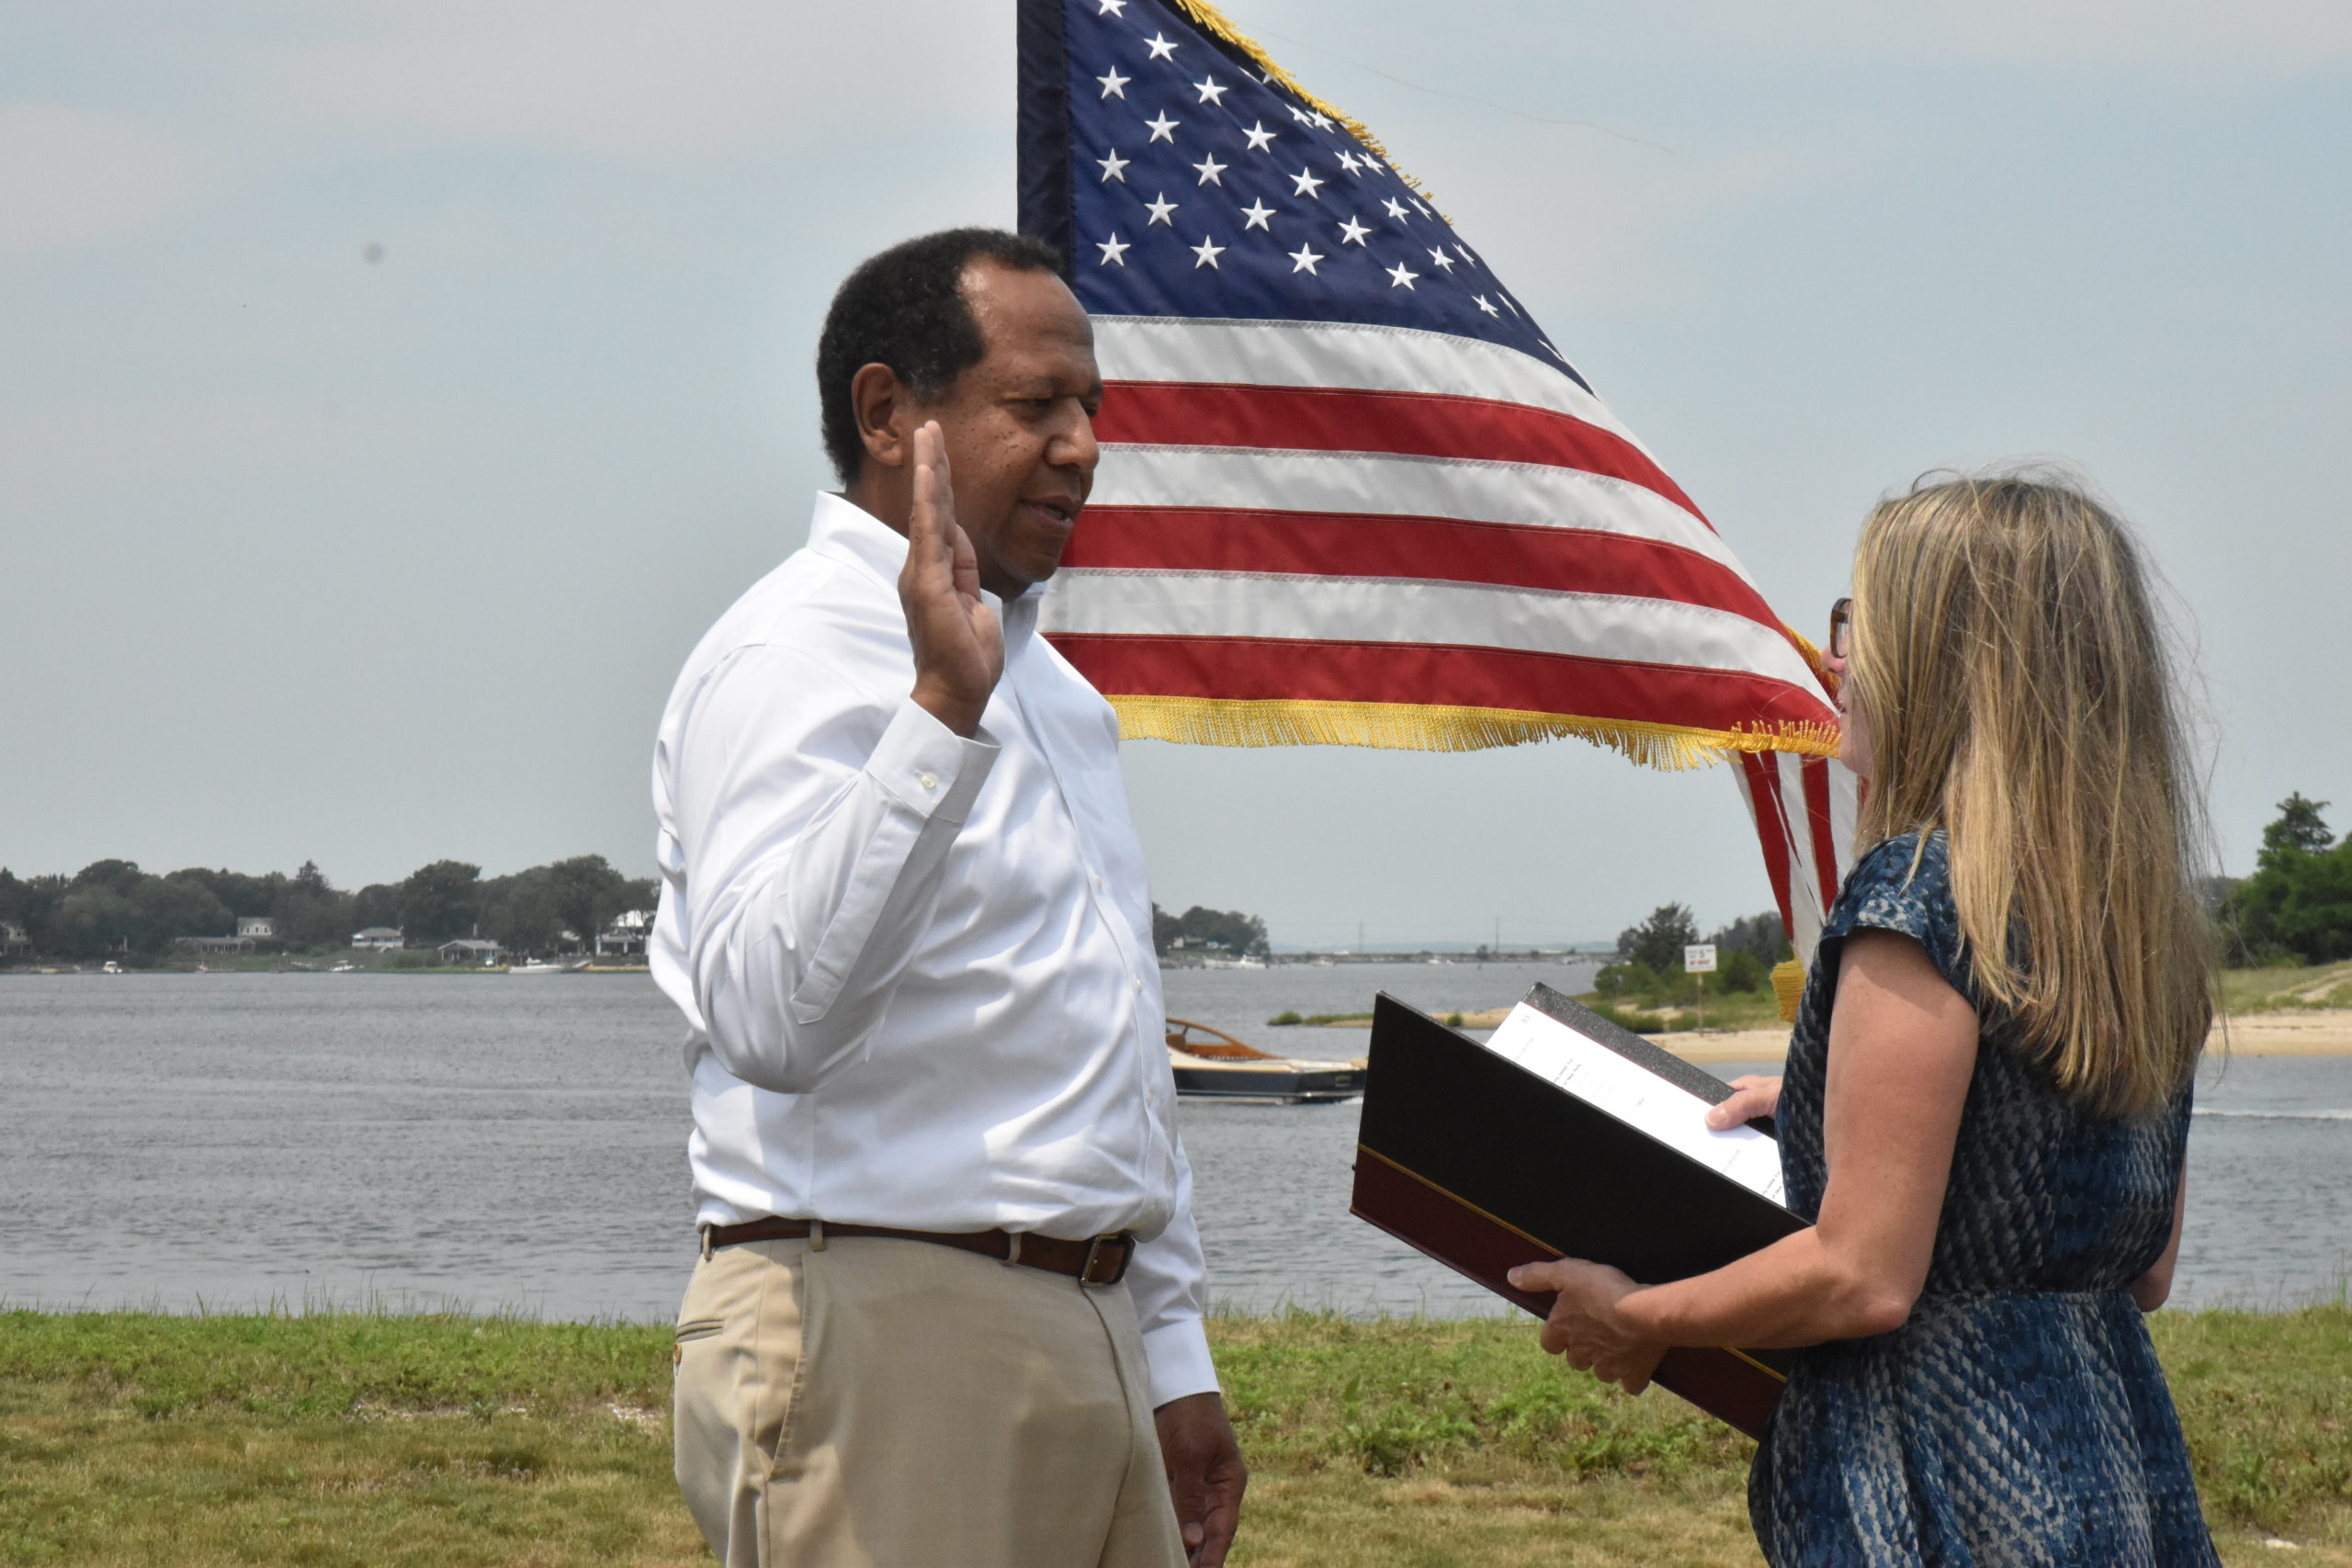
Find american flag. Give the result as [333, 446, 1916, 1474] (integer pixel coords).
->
[1018, 0, 1840, 771]
[1736, 751, 1859, 969]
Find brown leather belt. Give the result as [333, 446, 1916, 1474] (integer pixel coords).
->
[701, 1217, 1136, 1287]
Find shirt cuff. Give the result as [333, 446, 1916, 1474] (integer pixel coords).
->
[1139, 1314, 1220, 1409]
[869, 697, 998, 824]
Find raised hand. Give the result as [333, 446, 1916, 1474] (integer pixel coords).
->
[898, 421, 1002, 736]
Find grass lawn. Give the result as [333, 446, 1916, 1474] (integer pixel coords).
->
[2221, 960, 2352, 1015]
[6, 1306, 2351, 1565]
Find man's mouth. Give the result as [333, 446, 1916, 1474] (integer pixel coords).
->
[1019, 498, 1080, 530]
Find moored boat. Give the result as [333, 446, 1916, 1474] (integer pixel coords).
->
[1166, 1019, 1367, 1104]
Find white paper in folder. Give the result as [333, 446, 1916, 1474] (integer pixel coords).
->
[1479, 1002, 1788, 1205]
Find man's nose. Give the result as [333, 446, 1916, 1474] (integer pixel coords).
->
[1051, 400, 1100, 477]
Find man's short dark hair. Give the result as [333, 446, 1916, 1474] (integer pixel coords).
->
[816, 228, 1065, 484]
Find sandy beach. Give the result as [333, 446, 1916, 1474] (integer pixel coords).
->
[1655, 1010, 2352, 1066]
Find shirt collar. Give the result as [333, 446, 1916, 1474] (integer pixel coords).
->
[808, 491, 1037, 658]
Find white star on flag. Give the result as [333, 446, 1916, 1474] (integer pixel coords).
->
[1336, 215, 1370, 245]
[1144, 193, 1177, 224]
[1428, 247, 1453, 270]
[1145, 32, 1178, 59]
[1096, 233, 1129, 265]
[1287, 243, 1325, 274]
[1286, 104, 1316, 125]
[1242, 121, 1277, 152]
[1097, 150, 1129, 182]
[1145, 111, 1180, 142]
[1193, 154, 1227, 186]
[1386, 261, 1419, 288]
[1096, 0, 1125, 13]
[1192, 235, 1225, 268]
[1336, 151, 1361, 174]
[1289, 166, 1324, 197]
[1096, 69, 1128, 99]
[1238, 198, 1275, 230]
[1474, 294, 1499, 315]
[1193, 76, 1227, 105]
[1382, 197, 1411, 221]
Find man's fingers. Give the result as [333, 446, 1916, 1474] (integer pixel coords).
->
[908, 421, 952, 565]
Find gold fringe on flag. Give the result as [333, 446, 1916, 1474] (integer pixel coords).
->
[1164, 0, 1441, 209]
[1108, 695, 1841, 770]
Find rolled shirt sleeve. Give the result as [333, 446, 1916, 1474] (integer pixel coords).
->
[666, 645, 997, 1094]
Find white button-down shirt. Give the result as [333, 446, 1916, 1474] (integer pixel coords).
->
[650, 491, 1214, 1405]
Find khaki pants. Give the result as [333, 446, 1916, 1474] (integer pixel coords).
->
[672, 1234, 1187, 1568]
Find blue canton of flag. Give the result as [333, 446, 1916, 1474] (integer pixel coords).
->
[1034, 0, 1583, 384]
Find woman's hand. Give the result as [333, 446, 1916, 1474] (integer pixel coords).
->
[1707, 1075, 1782, 1131]
[1506, 1258, 1668, 1394]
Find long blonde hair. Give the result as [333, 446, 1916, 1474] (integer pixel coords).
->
[1849, 471, 2211, 1117]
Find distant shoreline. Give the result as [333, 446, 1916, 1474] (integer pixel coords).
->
[1276, 1005, 2352, 1064]
[1659, 1011, 2352, 1065]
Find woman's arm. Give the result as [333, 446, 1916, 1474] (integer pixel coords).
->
[1510, 931, 1978, 1384]
[2132, 1165, 2188, 1312]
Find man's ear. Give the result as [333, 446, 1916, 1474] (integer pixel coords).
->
[851, 362, 910, 470]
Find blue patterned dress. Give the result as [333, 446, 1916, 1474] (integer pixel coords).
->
[1749, 831, 2218, 1567]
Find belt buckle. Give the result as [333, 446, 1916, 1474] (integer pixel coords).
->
[1079, 1232, 1134, 1288]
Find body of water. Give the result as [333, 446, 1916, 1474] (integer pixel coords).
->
[1, 969, 2342, 1322]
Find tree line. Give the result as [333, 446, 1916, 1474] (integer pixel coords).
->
[0, 856, 656, 964]
[1152, 904, 1271, 958]
[2224, 793, 2352, 964]
[1597, 904, 1792, 1001]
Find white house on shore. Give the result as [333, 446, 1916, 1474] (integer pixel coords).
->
[596, 908, 656, 956]
[351, 927, 405, 950]
[437, 938, 504, 966]
[237, 916, 275, 941]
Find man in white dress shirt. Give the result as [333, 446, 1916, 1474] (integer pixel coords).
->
[650, 229, 1245, 1568]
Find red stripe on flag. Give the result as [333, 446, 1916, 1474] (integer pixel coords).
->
[1096, 381, 1709, 525]
[1740, 753, 1800, 942]
[1046, 634, 1829, 733]
[1802, 756, 1840, 915]
[1061, 508, 1782, 630]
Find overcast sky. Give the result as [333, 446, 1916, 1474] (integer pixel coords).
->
[5, 1, 2346, 949]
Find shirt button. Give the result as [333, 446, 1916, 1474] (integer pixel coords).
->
[1091, 873, 1102, 889]
[919, 773, 937, 791]
[1132, 977, 1144, 995]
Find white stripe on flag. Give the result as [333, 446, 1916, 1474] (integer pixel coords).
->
[1043, 570, 1822, 688]
[1091, 315, 1651, 454]
[1088, 446, 1737, 570]
[1776, 752, 1828, 959]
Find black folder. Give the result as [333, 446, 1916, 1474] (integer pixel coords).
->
[1349, 984, 1803, 1437]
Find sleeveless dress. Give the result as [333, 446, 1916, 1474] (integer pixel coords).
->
[1748, 831, 2220, 1567]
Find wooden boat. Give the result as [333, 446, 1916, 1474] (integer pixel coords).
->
[1166, 1019, 1368, 1103]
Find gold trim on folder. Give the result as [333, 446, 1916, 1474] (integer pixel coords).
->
[1356, 1143, 1787, 1386]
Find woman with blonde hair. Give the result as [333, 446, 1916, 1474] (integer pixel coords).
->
[1511, 472, 2220, 1564]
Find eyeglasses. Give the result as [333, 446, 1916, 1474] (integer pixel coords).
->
[1827, 597, 1852, 662]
